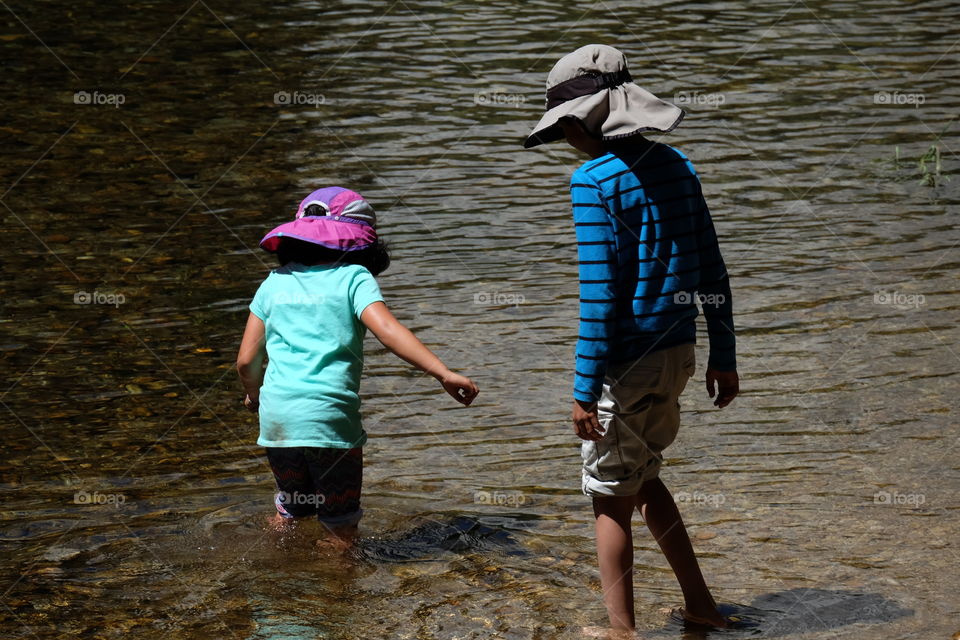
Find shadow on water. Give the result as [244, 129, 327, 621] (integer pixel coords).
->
[653, 588, 913, 638]
[196, 504, 528, 565]
[355, 514, 526, 563]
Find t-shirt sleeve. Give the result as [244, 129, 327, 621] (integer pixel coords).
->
[688, 165, 736, 372]
[350, 267, 385, 318]
[571, 168, 617, 403]
[249, 278, 269, 320]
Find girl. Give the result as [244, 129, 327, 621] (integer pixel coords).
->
[236, 186, 478, 541]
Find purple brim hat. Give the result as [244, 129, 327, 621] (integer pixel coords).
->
[259, 186, 378, 253]
[296, 186, 377, 226]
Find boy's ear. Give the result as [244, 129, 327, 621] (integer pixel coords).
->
[578, 118, 602, 140]
[562, 116, 600, 140]
[557, 116, 579, 139]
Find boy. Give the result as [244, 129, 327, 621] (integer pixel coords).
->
[523, 45, 739, 632]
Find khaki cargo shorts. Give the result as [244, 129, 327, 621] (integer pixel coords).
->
[581, 343, 695, 497]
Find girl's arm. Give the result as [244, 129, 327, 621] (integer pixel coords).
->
[236, 312, 267, 411]
[360, 301, 478, 406]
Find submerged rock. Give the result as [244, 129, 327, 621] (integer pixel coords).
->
[356, 515, 525, 563]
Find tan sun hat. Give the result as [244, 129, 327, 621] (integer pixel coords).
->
[523, 44, 684, 149]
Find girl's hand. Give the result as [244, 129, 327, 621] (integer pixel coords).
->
[441, 373, 479, 406]
[361, 303, 478, 406]
[244, 394, 260, 413]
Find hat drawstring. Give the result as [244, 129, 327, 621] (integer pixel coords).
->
[546, 68, 633, 110]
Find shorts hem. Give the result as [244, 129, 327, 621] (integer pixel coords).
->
[258, 437, 367, 448]
[582, 465, 662, 497]
[318, 509, 363, 528]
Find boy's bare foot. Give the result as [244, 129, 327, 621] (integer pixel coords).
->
[675, 606, 730, 628]
[581, 626, 639, 639]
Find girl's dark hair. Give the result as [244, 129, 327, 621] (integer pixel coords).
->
[276, 237, 390, 275]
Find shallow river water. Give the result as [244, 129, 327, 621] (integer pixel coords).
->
[1, 1, 958, 638]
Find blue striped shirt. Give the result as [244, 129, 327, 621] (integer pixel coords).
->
[571, 141, 736, 402]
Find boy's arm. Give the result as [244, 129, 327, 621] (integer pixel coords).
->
[571, 171, 618, 438]
[236, 312, 267, 411]
[694, 181, 739, 407]
[360, 301, 478, 406]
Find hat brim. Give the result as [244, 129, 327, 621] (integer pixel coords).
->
[260, 216, 377, 253]
[523, 83, 685, 149]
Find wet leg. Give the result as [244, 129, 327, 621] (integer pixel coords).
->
[593, 495, 638, 630]
[636, 477, 726, 627]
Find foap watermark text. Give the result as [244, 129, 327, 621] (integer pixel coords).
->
[274, 90, 326, 106]
[73, 90, 125, 108]
[474, 291, 525, 307]
[74, 490, 127, 506]
[873, 90, 925, 108]
[474, 490, 529, 507]
[674, 491, 727, 507]
[277, 491, 326, 507]
[674, 291, 725, 307]
[674, 90, 725, 109]
[874, 490, 925, 507]
[474, 90, 525, 107]
[74, 290, 126, 307]
[874, 290, 925, 310]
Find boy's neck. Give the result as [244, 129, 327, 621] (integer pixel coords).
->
[579, 134, 652, 159]
[601, 134, 652, 156]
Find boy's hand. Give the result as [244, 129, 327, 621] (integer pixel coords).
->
[243, 394, 259, 413]
[573, 399, 604, 441]
[441, 373, 479, 406]
[705, 369, 739, 408]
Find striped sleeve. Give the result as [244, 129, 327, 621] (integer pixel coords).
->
[692, 174, 737, 371]
[571, 169, 617, 402]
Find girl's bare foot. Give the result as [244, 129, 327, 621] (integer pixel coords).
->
[314, 536, 353, 552]
[315, 525, 358, 552]
[267, 512, 294, 532]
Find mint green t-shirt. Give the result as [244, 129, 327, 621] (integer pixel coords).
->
[249, 263, 384, 448]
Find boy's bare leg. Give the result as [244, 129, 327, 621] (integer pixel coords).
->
[636, 477, 726, 627]
[593, 495, 638, 630]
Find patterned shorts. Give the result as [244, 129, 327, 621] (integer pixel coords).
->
[265, 447, 363, 527]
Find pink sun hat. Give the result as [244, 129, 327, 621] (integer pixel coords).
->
[259, 187, 378, 253]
